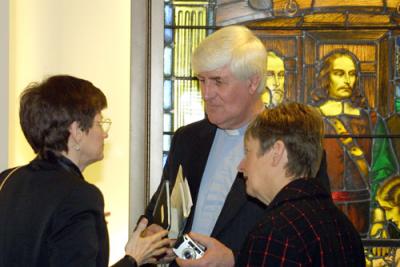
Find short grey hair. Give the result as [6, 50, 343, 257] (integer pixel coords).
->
[192, 25, 267, 93]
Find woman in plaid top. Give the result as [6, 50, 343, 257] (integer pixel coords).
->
[235, 102, 365, 266]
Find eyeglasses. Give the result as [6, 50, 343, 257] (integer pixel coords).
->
[97, 118, 112, 134]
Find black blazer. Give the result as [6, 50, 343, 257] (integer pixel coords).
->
[0, 154, 134, 267]
[146, 119, 331, 262]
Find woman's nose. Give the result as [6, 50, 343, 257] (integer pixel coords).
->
[237, 159, 244, 172]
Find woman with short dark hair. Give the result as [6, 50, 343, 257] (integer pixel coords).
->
[0, 75, 168, 267]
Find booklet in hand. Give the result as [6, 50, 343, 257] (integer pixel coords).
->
[152, 165, 193, 239]
[169, 165, 193, 239]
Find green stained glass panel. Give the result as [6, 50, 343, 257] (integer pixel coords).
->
[395, 98, 400, 112]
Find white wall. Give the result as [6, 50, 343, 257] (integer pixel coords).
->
[0, 0, 9, 170]
[9, 0, 131, 263]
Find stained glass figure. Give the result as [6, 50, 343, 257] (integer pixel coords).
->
[312, 50, 372, 236]
[262, 51, 286, 107]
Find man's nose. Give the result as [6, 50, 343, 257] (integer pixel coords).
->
[201, 80, 215, 100]
[275, 75, 281, 86]
[344, 73, 351, 84]
[272, 74, 280, 86]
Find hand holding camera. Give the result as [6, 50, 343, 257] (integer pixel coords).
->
[173, 234, 205, 260]
[174, 232, 235, 267]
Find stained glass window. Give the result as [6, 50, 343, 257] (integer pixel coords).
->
[163, 0, 215, 163]
[163, 1, 400, 265]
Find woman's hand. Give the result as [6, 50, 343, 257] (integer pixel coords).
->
[125, 217, 170, 265]
[141, 223, 177, 264]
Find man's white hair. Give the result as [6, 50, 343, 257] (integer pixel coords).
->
[192, 25, 267, 93]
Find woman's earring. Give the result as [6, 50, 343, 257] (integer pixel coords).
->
[74, 144, 80, 151]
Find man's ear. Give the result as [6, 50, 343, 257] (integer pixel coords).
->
[271, 140, 286, 166]
[247, 74, 261, 95]
[69, 121, 83, 144]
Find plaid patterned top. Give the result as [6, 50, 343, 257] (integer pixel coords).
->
[237, 178, 365, 267]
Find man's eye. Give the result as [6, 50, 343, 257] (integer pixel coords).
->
[215, 80, 222, 86]
[332, 70, 344, 76]
[266, 71, 274, 77]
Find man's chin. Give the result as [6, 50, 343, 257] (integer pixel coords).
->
[206, 113, 225, 126]
[207, 115, 220, 125]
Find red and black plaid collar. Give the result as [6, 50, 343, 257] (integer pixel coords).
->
[269, 178, 331, 209]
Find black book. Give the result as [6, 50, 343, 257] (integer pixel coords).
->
[152, 179, 171, 230]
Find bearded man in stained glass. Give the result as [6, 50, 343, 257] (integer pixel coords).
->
[262, 51, 285, 107]
[313, 50, 372, 236]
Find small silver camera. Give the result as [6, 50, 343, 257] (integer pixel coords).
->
[173, 234, 205, 260]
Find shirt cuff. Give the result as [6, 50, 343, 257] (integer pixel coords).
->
[124, 255, 138, 266]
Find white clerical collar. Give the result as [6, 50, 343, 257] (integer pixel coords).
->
[222, 123, 248, 136]
[224, 129, 240, 136]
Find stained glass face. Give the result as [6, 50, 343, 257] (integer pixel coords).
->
[326, 56, 356, 101]
[163, 1, 400, 265]
[262, 51, 285, 107]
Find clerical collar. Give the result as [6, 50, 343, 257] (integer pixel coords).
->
[224, 129, 240, 136]
[223, 124, 248, 136]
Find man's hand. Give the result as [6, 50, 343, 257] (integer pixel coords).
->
[176, 232, 234, 267]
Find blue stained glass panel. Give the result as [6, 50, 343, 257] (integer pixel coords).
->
[164, 47, 172, 76]
[164, 80, 172, 109]
[208, 9, 214, 26]
[396, 84, 400, 97]
[165, 29, 173, 43]
[165, 4, 173, 25]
